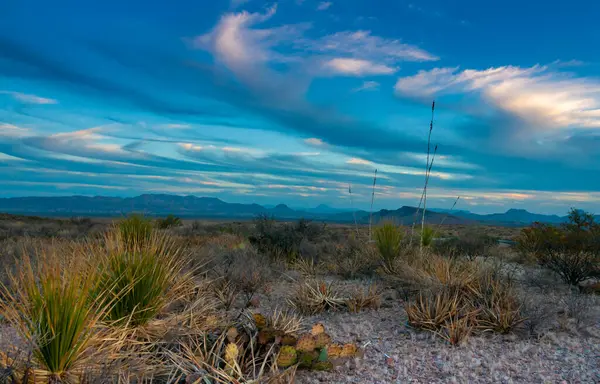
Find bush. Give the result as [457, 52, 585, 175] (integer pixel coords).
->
[517, 209, 600, 287]
[156, 214, 183, 229]
[374, 222, 403, 268]
[249, 216, 324, 261]
[434, 232, 498, 260]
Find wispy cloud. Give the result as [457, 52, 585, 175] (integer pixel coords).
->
[0, 91, 58, 104]
[324, 58, 396, 76]
[352, 81, 380, 92]
[395, 65, 600, 130]
[317, 2, 333, 11]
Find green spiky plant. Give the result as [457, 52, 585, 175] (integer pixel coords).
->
[0, 246, 109, 382]
[374, 222, 403, 269]
[117, 214, 153, 251]
[95, 230, 192, 328]
[420, 226, 437, 247]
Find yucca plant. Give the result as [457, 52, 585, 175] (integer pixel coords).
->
[420, 226, 437, 247]
[95, 230, 191, 328]
[374, 222, 403, 268]
[117, 214, 153, 251]
[0, 246, 108, 382]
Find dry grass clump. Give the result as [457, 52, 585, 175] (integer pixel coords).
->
[288, 280, 346, 315]
[402, 255, 524, 345]
[346, 283, 382, 313]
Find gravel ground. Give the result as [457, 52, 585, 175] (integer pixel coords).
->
[256, 274, 600, 384]
[294, 307, 600, 384]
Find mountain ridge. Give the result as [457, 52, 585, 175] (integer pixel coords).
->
[0, 194, 592, 226]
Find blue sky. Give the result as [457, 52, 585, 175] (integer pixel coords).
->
[1, 0, 600, 214]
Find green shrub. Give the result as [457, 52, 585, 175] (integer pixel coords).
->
[374, 222, 403, 268]
[517, 209, 600, 287]
[156, 214, 183, 229]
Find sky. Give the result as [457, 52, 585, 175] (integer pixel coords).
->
[1, 0, 600, 214]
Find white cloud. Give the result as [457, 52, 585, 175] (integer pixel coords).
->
[304, 137, 326, 146]
[324, 58, 396, 76]
[346, 157, 373, 166]
[317, 1, 332, 11]
[196, 9, 436, 82]
[352, 81, 380, 92]
[395, 65, 600, 130]
[304, 30, 438, 63]
[0, 91, 57, 105]
[0, 123, 32, 138]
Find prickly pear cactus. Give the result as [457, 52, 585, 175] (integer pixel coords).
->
[295, 334, 317, 352]
[314, 332, 331, 349]
[253, 313, 267, 330]
[276, 346, 298, 368]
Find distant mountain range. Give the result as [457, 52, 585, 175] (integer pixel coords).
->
[0, 194, 593, 226]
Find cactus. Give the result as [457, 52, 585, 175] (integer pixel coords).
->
[258, 328, 276, 345]
[253, 313, 267, 330]
[295, 334, 317, 352]
[297, 351, 319, 369]
[281, 334, 298, 346]
[276, 346, 298, 368]
[311, 323, 325, 336]
[326, 344, 343, 358]
[312, 361, 334, 371]
[314, 332, 331, 349]
[226, 327, 239, 343]
[340, 343, 358, 357]
[224, 343, 239, 364]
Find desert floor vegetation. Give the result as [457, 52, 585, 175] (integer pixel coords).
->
[0, 212, 599, 383]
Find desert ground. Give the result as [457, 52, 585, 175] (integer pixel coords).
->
[0, 213, 598, 384]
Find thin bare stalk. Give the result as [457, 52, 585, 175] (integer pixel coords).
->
[349, 184, 360, 238]
[420, 101, 436, 253]
[409, 145, 438, 246]
[437, 196, 461, 229]
[368, 169, 378, 242]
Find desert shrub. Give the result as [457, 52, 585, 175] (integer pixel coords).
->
[288, 280, 345, 315]
[156, 214, 182, 229]
[250, 216, 324, 261]
[207, 241, 271, 306]
[434, 232, 498, 260]
[374, 222, 403, 268]
[325, 239, 379, 279]
[95, 230, 192, 327]
[517, 209, 600, 287]
[536, 250, 599, 287]
[0, 245, 108, 380]
[117, 214, 153, 250]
